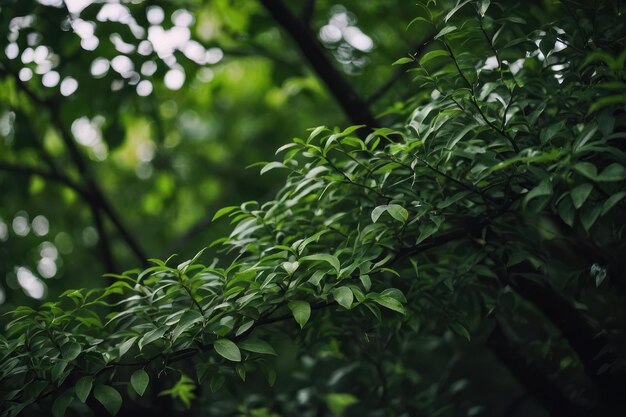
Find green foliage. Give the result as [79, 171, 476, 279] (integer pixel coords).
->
[130, 370, 149, 397]
[93, 385, 122, 416]
[1, 0, 626, 416]
[158, 375, 196, 409]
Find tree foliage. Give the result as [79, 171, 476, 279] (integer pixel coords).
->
[1, 1, 626, 417]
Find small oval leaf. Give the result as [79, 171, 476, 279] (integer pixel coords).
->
[238, 339, 277, 355]
[332, 287, 354, 309]
[131, 369, 149, 396]
[94, 384, 122, 416]
[214, 339, 241, 362]
[75, 376, 93, 403]
[288, 300, 311, 328]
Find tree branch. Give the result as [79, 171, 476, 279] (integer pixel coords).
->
[391, 200, 516, 263]
[258, 0, 378, 128]
[300, 0, 316, 26]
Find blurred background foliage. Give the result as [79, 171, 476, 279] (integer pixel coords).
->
[0, 0, 433, 306]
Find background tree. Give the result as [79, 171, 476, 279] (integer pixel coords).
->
[1, 1, 625, 417]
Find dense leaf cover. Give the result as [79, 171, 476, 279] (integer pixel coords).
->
[1, 1, 626, 416]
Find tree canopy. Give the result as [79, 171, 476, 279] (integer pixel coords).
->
[1, 1, 625, 417]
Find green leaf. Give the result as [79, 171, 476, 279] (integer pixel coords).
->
[138, 327, 166, 351]
[238, 339, 277, 355]
[325, 393, 358, 417]
[300, 254, 340, 274]
[52, 390, 73, 417]
[275, 142, 298, 154]
[596, 163, 626, 182]
[172, 309, 204, 341]
[94, 385, 122, 416]
[332, 286, 354, 309]
[236, 364, 246, 381]
[558, 197, 575, 227]
[281, 261, 299, 275]
[341, 125, 365, 137]
[359, 274, 371, 291]
[214, 338, 241, 362]
[541, 120, 568, 145]
[210, 374, 225, 392]
[386, 204, 409, 222]
[479, 0, 490, 16]
[260, 161, 287, 175]
[570, 183, 593, 209]
[61, 342, 82, 361]
[158, 375, 196, 409]
[288, 300, 311, 328]
[573, 162, 597, 180]
[131, 369, 149, 396]
[580, 204, 602, 232]
[445, 0, 472, 22]
[212, 206, 238, 221]
[407, 16, 433, 30]
[75, 376, 93, 403]
[602, 191, 626, 215]
[236, 320, 255, 336]
[392, 57, 414, 65]
[266, 366, 277, 386]
[371, 295, 406, 314]
[307, 125, 328, 141]
[434, 26, 457, 39]
[52, 360, 69, 382]
[308, 270, 325, 286]
[437, 191, 472, 209]
[589, 94, 626, 113]
[119, 336, 137, 357]
[419, 49, 449, 66]
[523, 179, 552, 207]
[371, 205, 388, 223]
[450, 323, 471, 340]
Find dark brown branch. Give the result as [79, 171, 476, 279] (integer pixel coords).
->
[300, 0, 316, 26]
[258, 0, 378, 128]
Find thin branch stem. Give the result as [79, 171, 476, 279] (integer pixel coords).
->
[443, 42, 520, 152]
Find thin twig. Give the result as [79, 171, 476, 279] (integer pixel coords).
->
[443, 42, 520, 152]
